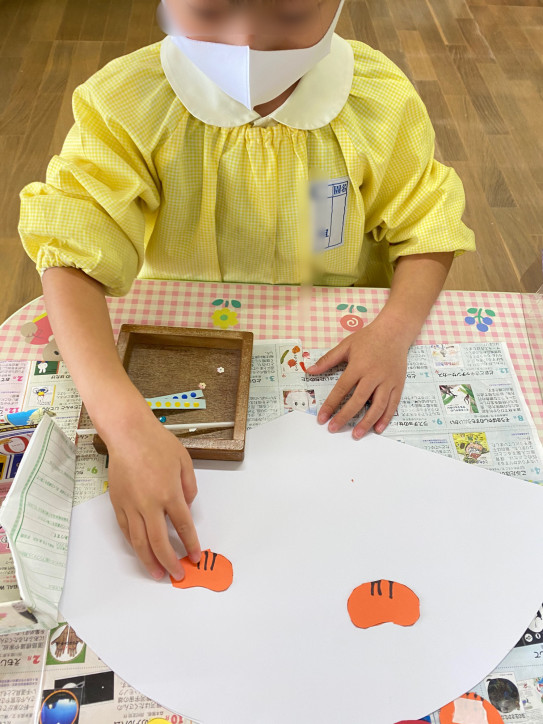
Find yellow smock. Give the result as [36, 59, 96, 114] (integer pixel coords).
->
[19, 35, 475, 297]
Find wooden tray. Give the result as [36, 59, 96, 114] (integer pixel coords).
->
[80, 325, 253, 461]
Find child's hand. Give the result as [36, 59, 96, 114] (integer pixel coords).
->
[106, 418, 201, 581]
[306, 319, 410, 439]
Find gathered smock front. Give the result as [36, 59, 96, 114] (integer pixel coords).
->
[19, 33, 475, 297]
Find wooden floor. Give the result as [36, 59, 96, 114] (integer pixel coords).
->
[1, 0, 542, 325]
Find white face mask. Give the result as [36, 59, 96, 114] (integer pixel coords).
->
[158, 0, 345, 110]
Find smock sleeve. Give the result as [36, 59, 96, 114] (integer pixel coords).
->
[361, 85, 475, 262]
[18, 81, 162, 297]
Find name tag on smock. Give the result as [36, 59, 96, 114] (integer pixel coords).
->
[311, 176, 349, 253]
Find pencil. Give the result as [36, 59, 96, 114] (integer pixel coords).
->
[76, 421, 235, 436]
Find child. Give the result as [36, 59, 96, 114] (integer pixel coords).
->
[18, 0, 475, 582]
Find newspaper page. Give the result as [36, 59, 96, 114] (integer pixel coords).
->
[248, 341, 543, 483]
[453, 605, 543, 724]
[37, 621, 199, 724]
[0, 361, 31, 420]
[0, 359, 106, 507]
[0, 629, 46, 724]
[247, 340, 315, 426]
[422, 615, 543, 723]
[0, 361, 33, 501]
[16, 360, 81, 441]
[0, 416, 76, 629]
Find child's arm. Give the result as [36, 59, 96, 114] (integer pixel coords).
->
[307, 251, 454, 438]
[42, 267, 202, 580]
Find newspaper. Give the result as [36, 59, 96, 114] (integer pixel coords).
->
[0, 629, 46, 724]
[0, 621, 197, 724]
[0, 361, 36, 503]
[0, 416, 76, 629]
[35, 624, 198, 724]
[452, 605, 543, 724]
[248, 341, 543, 483]
[423, 669, 543, 723]
[0, 360, 81, 442]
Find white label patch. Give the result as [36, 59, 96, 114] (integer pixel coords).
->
[452, 697, 488, 724]
[311, 176, 349, 253]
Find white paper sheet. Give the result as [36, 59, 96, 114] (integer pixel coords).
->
[0, 416, 76, 628]
[60, 412, 543, 724]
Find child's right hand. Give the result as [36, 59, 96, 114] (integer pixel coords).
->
[106, 417, 201, 581]
[39, 269, 201, 581]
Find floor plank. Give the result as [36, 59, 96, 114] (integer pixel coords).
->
[1, 0, 542, 325]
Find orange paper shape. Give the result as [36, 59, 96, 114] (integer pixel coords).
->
[170, 550, 233, 592]
[347, 580, 420, 629]
[439, 692, 504, 724]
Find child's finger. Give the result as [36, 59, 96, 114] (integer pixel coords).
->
[374, 388, 403, 434]
[179, 454, 198, 507]
[144, 512, 186, 581]
[126, 512, 167, 580]
[168, 500, 202, 566]
[317, 369, 357, 424]
[351, 388, 390, 439]
[306, 340, 347, 376]
[328, 379, 376, 432]
[113, 507, 131, 546]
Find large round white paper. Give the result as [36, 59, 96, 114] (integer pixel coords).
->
[61, 413, 543, 724]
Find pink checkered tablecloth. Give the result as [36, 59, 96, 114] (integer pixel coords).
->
[1, 281, 542, 435]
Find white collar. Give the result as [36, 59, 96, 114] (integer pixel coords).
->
[160, 34, 354, 130]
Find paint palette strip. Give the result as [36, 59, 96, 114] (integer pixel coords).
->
[148, 399, 206, 410]
[146, 390, 206, 410]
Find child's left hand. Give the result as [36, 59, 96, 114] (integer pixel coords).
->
[306, 319, 410, 439]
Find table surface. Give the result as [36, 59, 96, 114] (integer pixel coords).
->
[0, 280, 542, 724]
[1, 280, 542, 436]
